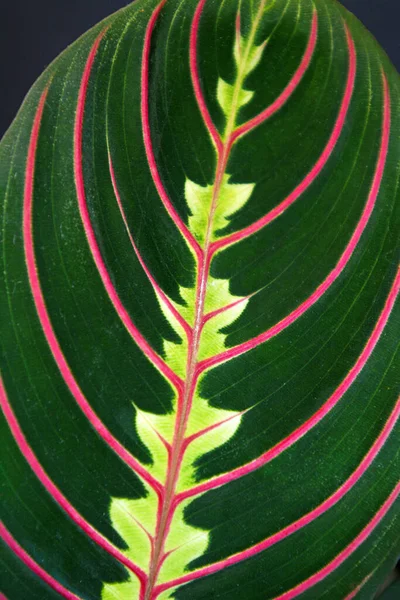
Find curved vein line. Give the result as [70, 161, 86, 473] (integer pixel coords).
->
[178, 265, 400, 501]
[202, 294, 250, 326]
[235, 8, 241, 64]
[270, 482, 400, 599]
[231, 8, 318, 143]
[0, 522, 82, 600]
[108, 154, 192, 340]
[183, 409, 246, 449]
[190, 0, 224, 152]
[344, 573, 373, 600]
[74, 30, 184, 394]
[211, 21, 355, 254]
[141, 0, 203, 260]
[23, 86, 163, 495]
[200, 72, 390, 374]
[0, 376, 147, 584]
[153, 394, 400, 592]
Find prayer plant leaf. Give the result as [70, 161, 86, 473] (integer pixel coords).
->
[0, 0, 399, 599]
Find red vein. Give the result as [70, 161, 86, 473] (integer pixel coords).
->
[178, 265, 400, 502]
[270, 483, 400, 599]
[141, 0, 203, 260]
[211, 22, 356, 254]
[23, 79, 162, 496]
[139, 409, 172, 454]
[109, 154, 192, 340]
[0, 376, 147, 585]
[123, 505, 154, 548]
[0, 522, 83, 600]
[202, 294, 250, 327]
[183, 409, 246, 449]
[75, 30, 184, 394]
[235, 9, 241, 65]
[190, 0, 223, 153]
[199, 72, 390, 374]
[153, 394, 400, 592]
[344, 573, 373, 600]
[230, 9, 318, 144]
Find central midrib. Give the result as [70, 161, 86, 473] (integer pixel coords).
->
[143, 4, 267, 598]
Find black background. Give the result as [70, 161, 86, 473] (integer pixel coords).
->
[1, 0, 399, 138]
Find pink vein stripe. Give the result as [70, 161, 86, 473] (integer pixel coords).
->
[200, 72, 390, 374]
[0, 522, 82, 600]
[190, 0, 223, 152]
[270, 482, 400, 600]
[108, 154, 192, 339]
[231, 9, 319, 144]
[75, 30, 184, 394]
[0, 376, 147, 583]
[155, 394, 400, 592]
[23, 82, 162, 495]
[142, 0, 202, 259]
[179, 265, 400, 502]
[202, 295, 250, 326]
[344, 573, 373, 600]
[212, 22, 355, 253]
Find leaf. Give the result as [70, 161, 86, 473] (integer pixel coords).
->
[379, 580, 400, 600]
[0, 1, 399, 600]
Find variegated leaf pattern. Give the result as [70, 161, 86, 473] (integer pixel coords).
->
[0, 0, 399, 599]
